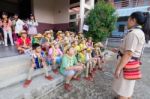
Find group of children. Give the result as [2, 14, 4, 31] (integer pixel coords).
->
[16, 29, 104, 91]
[0, 12, 38, 46]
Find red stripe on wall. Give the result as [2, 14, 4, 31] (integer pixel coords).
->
[37, 22, 69, 33]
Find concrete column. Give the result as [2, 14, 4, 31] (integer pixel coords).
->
[79, 0, 85, 32]
[79, 0, 95, 32]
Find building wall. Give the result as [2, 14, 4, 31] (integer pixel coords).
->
[53, 0, 70, 24]
[33, 0, 54, 24]
[33, 0, 69, 32]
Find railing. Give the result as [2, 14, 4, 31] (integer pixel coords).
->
[114, 0, 150, 9]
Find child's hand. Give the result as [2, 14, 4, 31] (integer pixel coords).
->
[111, 48, 118, 53]
[74, 66, 83, 71]
[31, 63, 36, 68]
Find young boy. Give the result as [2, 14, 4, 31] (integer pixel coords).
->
[78, 48, 94, 81]
[60, 47, 83, 91]
[23, 43, 53, 88]
[32, 33, 43, 44]
[16, 30, 31, 54]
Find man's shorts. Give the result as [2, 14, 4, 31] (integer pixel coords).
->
[62, 70, 76, 76]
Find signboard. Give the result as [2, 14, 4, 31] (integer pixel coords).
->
[83, 25, 89, 31]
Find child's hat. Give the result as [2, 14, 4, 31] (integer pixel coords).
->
[34, 33, 43, 38]
[20, 30, 27, 34]
[43, 30, 52, 36]
[57, 31, 62, 35]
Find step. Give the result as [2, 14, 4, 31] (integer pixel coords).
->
[0, 73, 64, 99]
[0, 55, 52, 89]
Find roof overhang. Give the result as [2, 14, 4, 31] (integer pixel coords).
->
[116, 6, 150, 17]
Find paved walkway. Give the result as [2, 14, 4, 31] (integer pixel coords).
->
[40, 48, 150, 99]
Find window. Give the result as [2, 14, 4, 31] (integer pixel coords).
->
[118, 25, 125, 32]
[70, 14, 76, 20]
[70, 0, 80, 4]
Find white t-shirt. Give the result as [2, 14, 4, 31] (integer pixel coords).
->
[15, 19, 25, 34]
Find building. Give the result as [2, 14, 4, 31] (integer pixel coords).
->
[0, 0, 95, 33]
[111, 0, 150, 37]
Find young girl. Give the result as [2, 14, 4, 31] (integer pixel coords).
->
[72, 40, 80, 55]
[16, 30, 31, 54]
[23, 43, 53, 88]
[2, 12, 14, 46]
[92, 43, 103, 70]
[86, 37, 93, 49]
[78, 32, 84, 40]
[79, 39, 87, 51]
[64, 31, 71, 44]
[60, 47, 83, 91]
[48, 43, 63, 74]
[27, 14, 38, 37]
[85, 48, 96, 81]
[0, 18, 4, 45]
[56, 31, 63, 42]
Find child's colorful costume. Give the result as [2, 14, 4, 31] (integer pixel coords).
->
[32, 51, 46, 69]
[47, 48, 63, 65]
[16, 37, 31, 48]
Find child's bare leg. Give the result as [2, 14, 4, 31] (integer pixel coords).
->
[93, 60, 97, 70]
[97, 58, 102, 68]
[86, 62, 90, 77]
[66, 75, 73, 84]
[23, 66, 34, 88]
[42, 62, 49, 76]
[27, 67, 34, 80]
[74, 65, 83, 78]
[74, 70, 82, 78]
[43, 62, 53, 80]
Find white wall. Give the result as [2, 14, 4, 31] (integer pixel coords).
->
[53, 0, 70, 24]
[33, 0, 54, 24]
[33, 0, 70, 24]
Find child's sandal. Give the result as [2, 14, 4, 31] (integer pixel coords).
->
[23, 80, 32, 88]
[45, 75, 53, 80]
[64, 83, 72, 91]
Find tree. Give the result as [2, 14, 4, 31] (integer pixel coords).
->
[85, 0, 117, 42]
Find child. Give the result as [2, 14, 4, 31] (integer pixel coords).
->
[2, 12, 14, 46]
[64, 31, 71, 44]
[32, 33, 43, 44]
[63, 42, 70, 54]
[78, 48, 94, 81]
[78, 32, 84, 40]
[27, 14, 38, 37]
[79, 39, 87, 51]
[86, 37, 93, 49]
[12, 13, 25, 40]
[0, 18, 4, 45]
[40, 31, 53, 54]
[86, 48, 97, 79]
[60, 47, 83, 91]
[92, 43, 103, 70]
[72, 40, 80, 55]
[48, 43, 63, 74]
[56, 31, 63, 42]
[16, 30, 31, 54]
[23, 43, 53, 88]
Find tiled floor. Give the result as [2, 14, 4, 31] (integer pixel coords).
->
[0, 45, 19, 58]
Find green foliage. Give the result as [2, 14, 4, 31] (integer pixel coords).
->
[85, 0, 117, 42]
